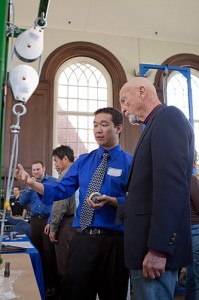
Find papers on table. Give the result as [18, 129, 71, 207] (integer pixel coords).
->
[2, 241, 34, 249]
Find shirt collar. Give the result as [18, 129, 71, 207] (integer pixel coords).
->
[98, 144, 121, 159]
[143, 104, 162, 125]
[40, 173, 49, 182]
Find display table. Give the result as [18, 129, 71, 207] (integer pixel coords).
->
[2, 235, 45, 299]
[0, 253, 41, 299]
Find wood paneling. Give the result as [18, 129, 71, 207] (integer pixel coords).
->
[2, 81, 53, 177]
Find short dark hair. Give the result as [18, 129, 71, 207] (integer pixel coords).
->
[32, 160, 44, 167]
[52, 145, 74, 162]
[94, 107, 123, 127]
[14, 185, 21, 191]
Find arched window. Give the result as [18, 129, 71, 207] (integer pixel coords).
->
[167, 72, 199, 153]
[154, 54, 199, 158]
[55, 57, 112, 157]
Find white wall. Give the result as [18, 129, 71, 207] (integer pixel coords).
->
[43, 28, 199, 80]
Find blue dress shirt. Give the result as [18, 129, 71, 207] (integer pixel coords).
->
[42, 145, 132, 231]
[20, 174, 57, 223]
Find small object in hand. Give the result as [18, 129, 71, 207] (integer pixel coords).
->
[4, 262, 10, 277]
[89, 192, 101, 203]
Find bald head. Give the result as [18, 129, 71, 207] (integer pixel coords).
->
[119, 77, 161, 124]
[120, 77, 157, 97]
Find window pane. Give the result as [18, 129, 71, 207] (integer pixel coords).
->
[99, 76, 107, 87]
[68, 86, 78, 98]
[58, 85, 67, 97]
[88, 100, 98, 113]
[89, 74, 98, 87]
[58, 98, 68, 112]
[59, 72, 67, 84]
[78, 129, 88, 142]
[98, 88, 107, 100]
[88, 129, 95, 143]
[78, 99, 88, 112]
[78, 86, 87, 99]
[98, 101, 107, 109]
[68, 98, 78, 111]
[78, 116, 89, 129]
[88, 87, 97, 100]
[68, 115, 77, 128]
[65, 68, 73, 78]
[68, 72, 78, 85]
[57, 115, 68, 127]
[79, 74, 88, 86]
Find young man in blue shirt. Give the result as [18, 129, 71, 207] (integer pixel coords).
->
[16, 107, 133, 300]
[20, 161, 58, 298]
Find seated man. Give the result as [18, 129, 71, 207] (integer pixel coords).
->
[9, 186, 27, 220]
[2, 186, 31, 236]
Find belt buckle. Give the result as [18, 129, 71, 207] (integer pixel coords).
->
[89, 228, 100, 235]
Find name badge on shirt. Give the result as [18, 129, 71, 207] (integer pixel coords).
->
[107, 167, 122, 177]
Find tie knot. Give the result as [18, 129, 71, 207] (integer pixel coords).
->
[103, 152, 110, 159]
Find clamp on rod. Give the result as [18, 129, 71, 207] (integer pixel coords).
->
[34, 12, 47, 29]
[10, 103, 27, 133]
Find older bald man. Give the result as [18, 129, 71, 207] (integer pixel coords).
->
[119, 77, 194, 300]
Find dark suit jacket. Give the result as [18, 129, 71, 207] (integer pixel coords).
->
[124, 104, 194, 270]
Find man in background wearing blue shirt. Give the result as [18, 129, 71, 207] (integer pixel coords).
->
[20, 161, 58, 298]
[16, 108, 133, 300]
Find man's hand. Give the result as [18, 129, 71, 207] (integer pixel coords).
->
[87, 194, 108, 209]
[15, 164, 35, 186]
[15, 164, 44, 194]
[44, 224, 50, 235]
[49, 231, 58, 244]
[142, 251, 166, 279]
[87, 194, 118, 208]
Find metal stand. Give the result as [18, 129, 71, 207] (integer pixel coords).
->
[139, 63, 193, 126]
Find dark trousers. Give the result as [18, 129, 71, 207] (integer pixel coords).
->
[30, 217, 58, 290]
[55, 215, 75, 297]
[55, 215, 75, 277]
[62, 231, 129, 300]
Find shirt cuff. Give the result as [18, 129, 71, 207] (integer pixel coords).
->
[149, 248, 168, 258]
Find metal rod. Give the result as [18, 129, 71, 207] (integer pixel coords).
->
[0, 0, 9, 201]
[37, 0, 51, 26]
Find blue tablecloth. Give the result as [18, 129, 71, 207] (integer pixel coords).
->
[2, 234, 45, 300]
